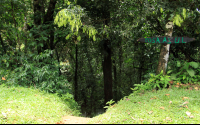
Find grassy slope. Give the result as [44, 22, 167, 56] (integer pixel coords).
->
[1, 81, 200, 124]
[88, 86, 200, 124]
[0, 84, 80, 124]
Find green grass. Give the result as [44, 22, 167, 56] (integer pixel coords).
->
[88, 86, 200, 124]
[0, 84, 80, 124]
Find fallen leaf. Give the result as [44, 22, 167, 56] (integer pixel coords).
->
[169, 101, 172, 104]
[150, 96, 157, 100]
[186, 111, 191, 116]
[183, 101, 189, 105]
[1, 112, 7, 118]
[194, 87, 198, 90]
[2, 77, 6, 80]
[139, 118, 144, 123]
[110, 104, 116, 108]
[186, 111, 194, 118]
[131, 117, 135, 120]
[139, 118, 144, 121]
[189, 115, 194, 118]
[169, 81, 173, 84]
[175, 85, 180, 88]
[165, 94, 170, 96]
[189, 87, 193, 90]
[160, 107, 165, 110]
[177, 83, 180, 85]
[138, 102, 141, 104]
[8, 101, 13, 104]
[126, 98, 130, 101]
[128, 112, 130, 115]
[56, 121, 62, 124]
[183, 105, 188, 108]
[165, 117, 172, 122]
[7, 108, 11, 112]
[148, 111, 153, 114]
[182, 97, 189, 100]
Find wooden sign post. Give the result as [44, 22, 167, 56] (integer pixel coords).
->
[137, 22, 195, 76]
[137, 36, 195, 44]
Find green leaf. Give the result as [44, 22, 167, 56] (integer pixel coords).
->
[77, 36, 81, 41]
[177, 61, 181, 67]
[182, 8, 186, 19]
[189, 62, 199, 68]
[183, 75, 186, 80]
[186, 69, 195, 77]
[150, 73, 154, 77]
[160, 76, 164, 81]
[183, 62, 190, 69]
[170, 74, 177, 80]
[160, 8, 163, 13]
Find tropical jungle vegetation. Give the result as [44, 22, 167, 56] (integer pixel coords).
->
[0, 0, 200, 122]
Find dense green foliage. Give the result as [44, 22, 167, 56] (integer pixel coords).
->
[0, 0, 199, 117]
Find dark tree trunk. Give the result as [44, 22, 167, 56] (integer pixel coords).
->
[43, 0, 57, 51]
[113, 58, 117, 101]
[103, 39, 113, 106]
[118, 40, 122, 99]
[85, 42, 96, 116]
[55, 48, 61, 76]
[74, 43, 78, 101]
[137, 43, 146, 83]
[0, 33, 6, 54]
[102, 1, 113, 106]
[33, 0, 57, 54]
[33, 0, 42, 54]
[33, 0, 42, 25]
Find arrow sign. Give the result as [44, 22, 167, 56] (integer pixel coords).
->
[137, 37, 195, 44]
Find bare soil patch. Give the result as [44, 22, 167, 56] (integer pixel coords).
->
[56, 116, 92, 124]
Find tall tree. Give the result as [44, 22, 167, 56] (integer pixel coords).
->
[156, 22, 173, 75]
[33, 0, 57, 54]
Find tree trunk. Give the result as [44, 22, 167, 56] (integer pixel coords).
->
[102, 1, 113, 106]
[156, 22, 173, 75]
[0, 33, 6, 54]
[85, 41, 97, 116]
[43, 0, 57, 51]
[74, 43, 78, 101]
[118, 40, 122, 99]
[33, 0, 42, 54]
[113, 58, 117, 101]
[137, 43, 146, 83]
[103, 38, 113, 106]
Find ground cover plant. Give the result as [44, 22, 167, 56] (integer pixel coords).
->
[0, 84, 81, 124]
[88, 86, 200, 124]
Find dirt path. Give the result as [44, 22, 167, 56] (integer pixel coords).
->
[56, 116, 92, 124]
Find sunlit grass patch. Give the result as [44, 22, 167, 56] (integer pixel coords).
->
[0, 84, 79, 124]
[88, 87, 200, 124]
